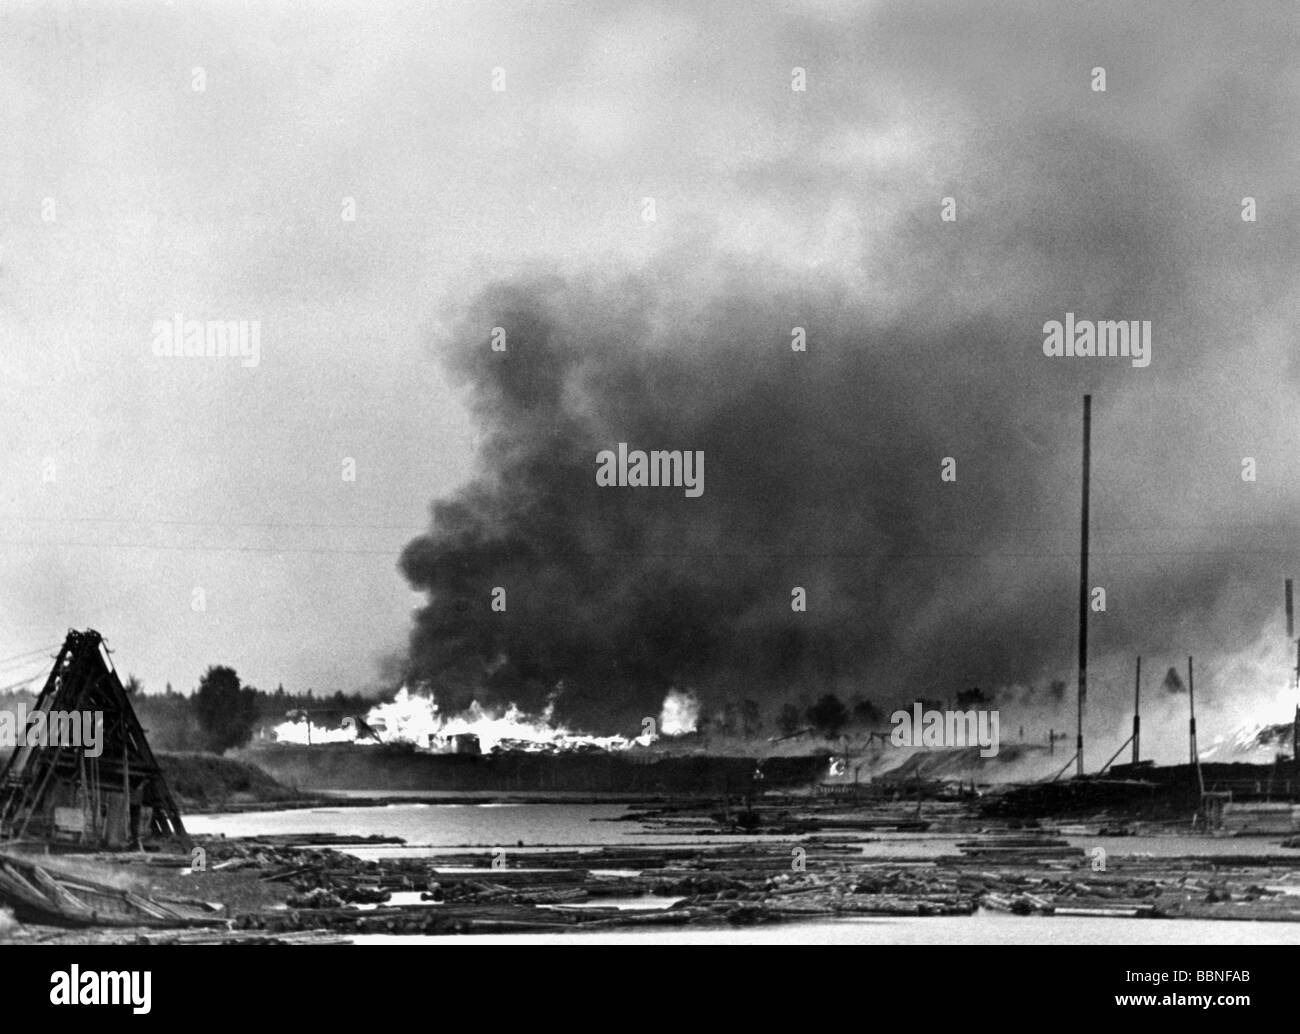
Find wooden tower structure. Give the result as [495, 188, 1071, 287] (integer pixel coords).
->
[0, 629, 186, 847]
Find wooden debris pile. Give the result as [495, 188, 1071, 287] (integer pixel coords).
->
[194, 826, 1300, 936]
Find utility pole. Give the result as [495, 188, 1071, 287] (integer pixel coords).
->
[1188, 656, 1204, 796]
[1076, 394, 1091, 777]
[1132, 655, 1141, 765]
[1289, 580, 1298, 775]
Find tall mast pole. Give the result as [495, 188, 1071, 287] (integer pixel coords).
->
[1132, 655, 1141, 765]
[1077, 394, 1091, 777]
[1189, 655, 1204, 796]
[1289, 580, 1298, 774]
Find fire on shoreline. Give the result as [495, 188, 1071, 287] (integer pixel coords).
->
[270, 686, 700, 753]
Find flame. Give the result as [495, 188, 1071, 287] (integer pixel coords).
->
[1193, 631, 1298, 763]
[658, 688, 699, 736]
[271, 687, 668, 753]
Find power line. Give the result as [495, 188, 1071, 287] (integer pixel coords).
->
[1, 539, 1299, 560]
[0, 670, 48, 694]
[0, 643, 61, 671]
[4, 514, 1300, 534]
[0, 515, 426, 532]
[0, 539, 400, 556]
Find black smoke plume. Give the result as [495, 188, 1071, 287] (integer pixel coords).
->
[400, 123, 1299, 735]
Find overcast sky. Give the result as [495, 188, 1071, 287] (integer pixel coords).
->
[1, 1, 1297, 727]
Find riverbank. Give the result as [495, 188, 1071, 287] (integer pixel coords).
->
[157, 752, 309, 812]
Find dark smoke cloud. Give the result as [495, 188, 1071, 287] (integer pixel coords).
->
[400, 5, 1300, 735]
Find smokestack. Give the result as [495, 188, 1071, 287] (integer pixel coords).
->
[1287, 579, 1294, 639]
[1132, 655, 1141, 765]
[1076, 394, 1091, 777]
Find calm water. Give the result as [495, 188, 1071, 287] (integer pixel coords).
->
[185, 802, 644, 847]
[184, 802, 1300, 857]
[185, 800, 1300, 944]
[185, 801, 807, 851]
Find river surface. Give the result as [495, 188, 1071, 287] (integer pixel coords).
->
[185, 798, 1300, 944]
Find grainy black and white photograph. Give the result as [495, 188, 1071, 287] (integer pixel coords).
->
[0, 0, 1295, 1011]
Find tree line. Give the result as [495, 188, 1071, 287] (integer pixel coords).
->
[0, 669, 374, 755]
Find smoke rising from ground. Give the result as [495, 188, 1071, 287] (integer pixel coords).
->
[398, 3, 1300, 752]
